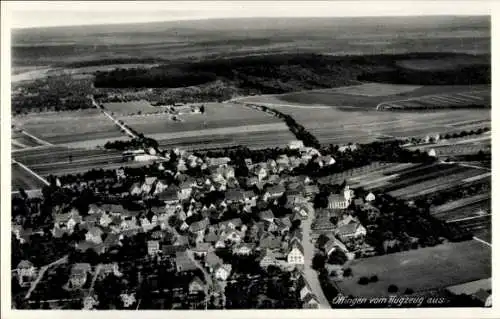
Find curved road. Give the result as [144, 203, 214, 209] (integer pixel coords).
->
[301, 207, 332, 309]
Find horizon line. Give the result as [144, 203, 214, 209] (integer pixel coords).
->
[11, 14, 490, 31]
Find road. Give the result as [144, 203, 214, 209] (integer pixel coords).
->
[301, 208, 332, 309]
[25, 255, 68, 300]
[91, 96, 138, 139]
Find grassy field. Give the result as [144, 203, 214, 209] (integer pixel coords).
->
[13, 110, 126, 145]
[11, 162, 47, 191]
[103, 100, 157, 115]
[275, 84, 489, 109]
[336, 240, 491, 297]
[11, 130, 45, 149]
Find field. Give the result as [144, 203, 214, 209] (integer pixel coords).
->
[102, 100, 158, 115]
[12, 109, 127, 146]
[122, 102, 295, 149]
[11, 162, 48, 191]
[336, 240, 491, 297]
[12, 130, 46, 149]
[11, 146, 138, 177]
[377, 90, 490, 110]
[396, 56, 488, 71]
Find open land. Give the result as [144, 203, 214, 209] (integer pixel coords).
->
[11, 162, 48, 191]
[13, 109, 127, 146]
[336, 240, 491, 297]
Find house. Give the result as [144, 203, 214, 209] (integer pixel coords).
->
[353, 198, 364, 207]
[315, 155, 336, 167]
[259, 210, 275, 223]
[99, 262, 122, 279]
[232, 243, 256, 256]
[287, 242, 304, 265]
[120, 293, 137, 308]
[141, 216, 155, 232]
[311, 217, 336, 232]
[365, 192, 376, 202]
[327, 194, 349, 209]
[224, 230, 243, 244]
[16, 260, 36, 285]
[130, 182, 142, 196]
[225, 189, 245, 203]
[69, 263, 91, 288]
[204, 227, 219, 243]
[219, 218, 242, 230]
[147, 240, 160, 256]
[158, 187, 180, 204]
[255, 166, 268, 181]
[178, 179, 195, 200]
[336, 223, 367, 241]
[162, 244, 189, 256]
[205, 251, 223, 272]
[266, 185, 285, 198]
[175, 251, 198, 272]
[258, 249, 279, 269]
[142, 176, 157, 194]
[189, 276, 205, 294]
[189, 218, 210, 235]
[85, 227, 104, 244]
[193, 242, 212, 257]
[304, 185, 320, 197]
[259, 233, 281, 250]
[99, 212, 113, 227]
[207, 157, 231, 167]
[324, 237, 349, 255]
[288, 140, 304, 150]
[302, 293, 320, 308]
[154, 179, 169, 195]
[214, 264, 232, 281]
[275, 218, 291, 235]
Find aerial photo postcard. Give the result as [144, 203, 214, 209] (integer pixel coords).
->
[2, 0, 494, 317]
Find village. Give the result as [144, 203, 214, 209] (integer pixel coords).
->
[11, 139, 387, 310]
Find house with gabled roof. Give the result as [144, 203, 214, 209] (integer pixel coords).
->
[265, 184, 285, 199]
[287, 242, 304, 265]
[158, 186, 180, 204]
[336, 222, 367, 241]
[259, 233, 281, 250]
[219, 218, 242, 230]
[16, 260, 36, 285]
[69, 263, 91, 288]
[189, 218, 210, 236]
[175, 250, 198, 272]
[214, 263, 232, 281]
[225, 189, 245, 203]
[258, 249, 279, 269]
[259, 210, 275, 223]
[85, 226, 104, 244]
[365, 192, 376, 202]
[147, 240, 160, 256]
[302, 293, 320, 308]
[232, 243, 256, 256]
[189, 276, 205, 294]
[205, 250, 223, 272]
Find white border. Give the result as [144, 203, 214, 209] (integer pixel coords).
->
[1, 1, 497, 319]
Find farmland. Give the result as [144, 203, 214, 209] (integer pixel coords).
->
[11, 162, 48, 191]
[12, 109, 127, 146]
[336, 240, 491, 298]
[12, 130, 47, 149]
[102, 100, 158, 116]
[376, 89, 490, 110]
[122, 102, 295, 149]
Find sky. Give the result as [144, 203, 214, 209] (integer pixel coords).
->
[5, 1, 492, 29]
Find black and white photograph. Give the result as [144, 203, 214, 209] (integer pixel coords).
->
[1, 0, 495, 316]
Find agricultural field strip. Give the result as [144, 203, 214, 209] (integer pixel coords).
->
[388, 170, 488, 198]
[377, 90, 489, 109]
[29, 154, 124, 169]
[433, 201, 491, 222]
[462, 172, 491, 183]
[431, 193, 491, 215]
[378, 165, 470, 193]
[318, 163, 416, 184]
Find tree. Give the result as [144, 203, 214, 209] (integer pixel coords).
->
[370, 275, 379, 283]
[343, 268, 352, 277]
[358, 277, 369, 285]
[388, 284, 399, 293]
[404, 288, 414, 295]
[312, 253, 326, 271]
[327, 250, 347, 265]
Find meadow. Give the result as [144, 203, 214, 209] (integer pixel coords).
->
[336, 240, 491, 298]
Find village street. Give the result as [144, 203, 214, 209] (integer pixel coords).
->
[301, 209, 331, 309]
